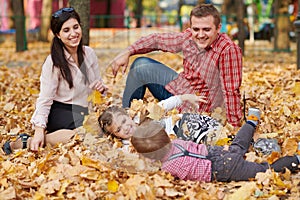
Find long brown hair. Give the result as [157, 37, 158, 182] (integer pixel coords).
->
[131, 121, 171, 160]
[50, 7, 88, 88]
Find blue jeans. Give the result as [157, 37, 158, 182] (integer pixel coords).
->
[122, 57, 178, 108]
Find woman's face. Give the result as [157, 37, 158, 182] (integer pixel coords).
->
[105, 112, 137, 139]
[57, 18, 82, 51]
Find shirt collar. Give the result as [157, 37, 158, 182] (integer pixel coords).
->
[63, 47, 77, 64]
[205, 33, 220, 50]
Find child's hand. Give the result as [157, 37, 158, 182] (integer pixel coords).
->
[179, 94, 207, 107]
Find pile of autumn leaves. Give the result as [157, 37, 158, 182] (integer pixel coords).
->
[0, 43, 300, 199]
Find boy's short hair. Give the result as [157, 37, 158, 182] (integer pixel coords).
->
[190, 4, 221, 27]
[131, 121, 171, 160]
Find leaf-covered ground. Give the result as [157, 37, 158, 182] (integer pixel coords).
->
[0, 36, 300, 199]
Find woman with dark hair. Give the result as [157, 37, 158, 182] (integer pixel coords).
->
[3, 7, 107, 154]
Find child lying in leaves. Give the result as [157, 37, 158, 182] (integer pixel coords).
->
[98, 94, 223, 146]
[131, 109, 300, 182]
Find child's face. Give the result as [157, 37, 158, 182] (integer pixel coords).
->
[105, 112, 137, 139]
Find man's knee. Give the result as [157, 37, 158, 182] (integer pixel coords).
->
[131, 57, 152, 70]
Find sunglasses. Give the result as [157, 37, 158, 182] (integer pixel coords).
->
[52, 7, 74, 18]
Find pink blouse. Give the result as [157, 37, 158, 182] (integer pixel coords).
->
[31, 46, 102, 128]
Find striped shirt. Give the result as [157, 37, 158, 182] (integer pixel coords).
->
[161, 139, 212, 182]
[128, 28, 242, 127]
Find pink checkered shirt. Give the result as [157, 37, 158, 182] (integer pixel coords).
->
[128, 28, 243, 127]
[161, 139, 211, 182]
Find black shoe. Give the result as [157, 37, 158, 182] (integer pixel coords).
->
[2, 133, 31, 155]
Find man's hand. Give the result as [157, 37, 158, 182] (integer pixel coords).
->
[110, 50, 131, 77]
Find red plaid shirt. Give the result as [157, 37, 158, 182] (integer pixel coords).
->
[161, 139, 211, 182]
[128, 28, 243, 127]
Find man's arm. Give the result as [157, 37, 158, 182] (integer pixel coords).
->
[219, 45, 243, 127]
[110, 30, 187, 78]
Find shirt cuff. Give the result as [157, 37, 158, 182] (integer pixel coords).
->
[158, 96, 182, 111]
[30, 115, 47, 129]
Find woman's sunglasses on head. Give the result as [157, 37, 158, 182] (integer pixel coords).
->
[52, 7, 74, 18]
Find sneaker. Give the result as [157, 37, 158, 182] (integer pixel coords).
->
[253, 138, 281, 155]
[247, 108, 261, 126]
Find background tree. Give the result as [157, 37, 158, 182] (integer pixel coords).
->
[12, 0, 27, 52]
[135, 0, 143, 27]
[127, 0, 158, 27]
[69, 0, 90, 45]
[39, 0, 52, 42]
[236, 0, 245, 54]
[274, 0, 290, 51]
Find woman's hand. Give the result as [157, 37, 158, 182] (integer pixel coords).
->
[179, 94, 207, 108]
[30, 127, 45, 151]
[89, 80, 108, 94]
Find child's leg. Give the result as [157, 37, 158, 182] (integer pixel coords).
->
[229, 123, 255, 155]
[44, 129, 76, 146]
[270, 156, 299, 173]
[229, 108, 260, 155]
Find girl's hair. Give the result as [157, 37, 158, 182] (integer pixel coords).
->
[131, 121, 171, 160]
[190, 4, 221, 28]
[98, 105, 127, 134]
[50, 7, 88, 88]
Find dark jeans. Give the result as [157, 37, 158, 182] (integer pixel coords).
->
[122, 57, 178, 108]
[208, 123, 299, 182]
[47, 101, 88, 133]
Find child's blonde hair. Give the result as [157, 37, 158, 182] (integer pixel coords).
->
[131, 121, 171, 160]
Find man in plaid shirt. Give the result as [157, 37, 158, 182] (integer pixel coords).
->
[111, 4, 242, 127]
[131, 109, 300, 182]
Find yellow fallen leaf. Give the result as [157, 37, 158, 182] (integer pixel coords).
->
[281, 137, 298, 156]
[80, 169, 100, 181]
[283, 105, 291, 117]
[226, 182, 257, 200]
[3, 102, 15, 112]
[83, 112, 101, 135]
[87, 90, 108, 104]
[0, 187, 16, 200]
[292, 82, 300, 96]
[107, 180, 119, 192]
[215, 138, 231, 146]
[81, 156, 108, 171]
[146, 102, 165, 120]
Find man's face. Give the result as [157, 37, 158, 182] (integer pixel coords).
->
[190, 15, 221, 49]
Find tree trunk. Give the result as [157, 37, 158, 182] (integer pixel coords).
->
[136, 0, 143, 28]
[274, 0, 290, 51]
[39, 0, 52, 42]
[236, 0, 245, 54]
[12, 0, 27, 52]
[69, 0, 90, 45]
[177, 0, 184, 30]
